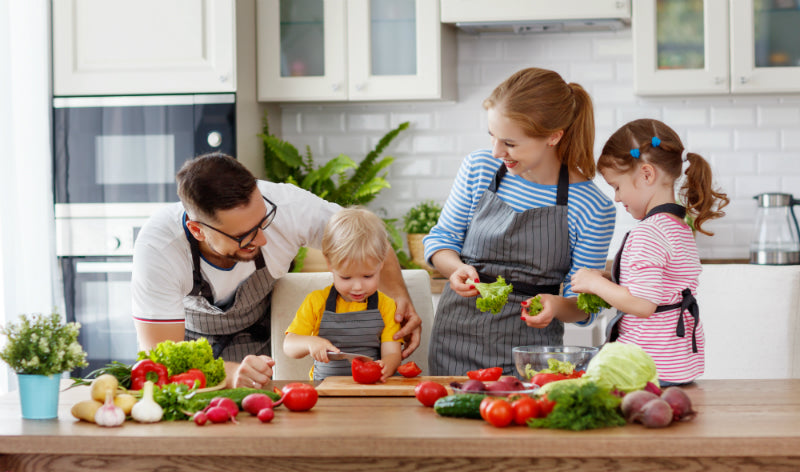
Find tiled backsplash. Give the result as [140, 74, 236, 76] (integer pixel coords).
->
[278, 29, 800, 260]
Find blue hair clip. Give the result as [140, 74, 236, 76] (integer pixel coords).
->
[630, 148, 641, 159]
[651, 136, 661, 147]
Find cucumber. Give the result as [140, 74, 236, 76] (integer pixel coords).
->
[188, 388, 282, 410]
[433, 393, 486, 419]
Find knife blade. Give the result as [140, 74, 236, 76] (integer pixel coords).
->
[326, 351, 374, 362]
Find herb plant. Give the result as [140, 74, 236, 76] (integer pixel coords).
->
[0, 311, 88, 376]
[402, 200, 443, 234]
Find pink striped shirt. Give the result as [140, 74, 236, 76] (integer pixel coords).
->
[617, 213, 705, 383]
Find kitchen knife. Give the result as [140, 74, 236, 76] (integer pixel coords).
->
[326, 351, 374, 362]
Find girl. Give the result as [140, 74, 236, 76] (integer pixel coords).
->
[424, 68, 616, 376]
[571, 119, 729, 386]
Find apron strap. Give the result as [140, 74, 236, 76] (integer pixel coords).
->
[655, 288, 700, 353]
[489, 164, 569, 207]
[325, 286, 379, 312]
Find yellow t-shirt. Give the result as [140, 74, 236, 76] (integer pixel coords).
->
[285, 285, 401, 343]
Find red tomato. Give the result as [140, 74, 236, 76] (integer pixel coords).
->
[414, 381, 448, 407]
[280, 383, 318, 412]
[483, 398, 513, 428]
[537, 395, 556, 418]
[351, 358, 383, 384]
[479, 396, 496, 421]
[466, 367, 503, 382]
[397, 361, 422, 378]
[511, 396, 540, 425]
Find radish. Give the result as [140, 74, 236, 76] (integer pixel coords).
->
[193, 411, 208, 426]
[631, 398, 673, 428]
[620, 390, 659, 422]
[257, 407, 275, 423]
[205, 406, 232, 424]
[210, 397, 239, 418]
[242, 393, 283, 416]
[660, 387, 697, 421]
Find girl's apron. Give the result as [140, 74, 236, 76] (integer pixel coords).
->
[605, 203, 700, 353]
[183, 235, 275, 362]
[429, 165, 572, 376]
[313, 287, 383, 381]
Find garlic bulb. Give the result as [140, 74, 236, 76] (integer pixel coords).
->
[95, 391, 125, 427]
[131, 380, 164, 423]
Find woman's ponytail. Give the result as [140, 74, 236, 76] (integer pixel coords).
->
[558, 83, 596, 179]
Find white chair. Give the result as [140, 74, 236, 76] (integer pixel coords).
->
[696, 264, 800, 379]
[269, 269, 435, 380]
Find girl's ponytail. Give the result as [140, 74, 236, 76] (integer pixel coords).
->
[680, 152, 729, 236]
[558, 83, 596, 179]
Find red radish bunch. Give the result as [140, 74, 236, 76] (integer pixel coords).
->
[621, 386, 697, 428]
[242, 393, 283, 423]
[193, 396, 240, 425]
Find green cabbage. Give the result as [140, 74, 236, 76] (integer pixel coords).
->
[584, 342, 659, 393]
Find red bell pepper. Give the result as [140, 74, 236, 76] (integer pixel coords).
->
[130, 359, 169, 390]
[466, 366, 503, 382]
[169, 368, 207, 389]
[531, 370, 585, 387]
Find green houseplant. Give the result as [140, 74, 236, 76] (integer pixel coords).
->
[260, 112, 411, 271]
[1, 311, 88, 419]
[402, 200, 443, 276]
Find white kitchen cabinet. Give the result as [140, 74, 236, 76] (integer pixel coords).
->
[634, 0, 800, 96]
[440, 0, 631, 23]
[256, 0, 456, 102]
[52, 0, 236, 96]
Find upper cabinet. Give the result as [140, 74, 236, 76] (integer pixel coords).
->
[440, 0, 631, 23]
[53, 0, 236, 96]
[634, 0, 800, 95]
[256, 0, 456, 102]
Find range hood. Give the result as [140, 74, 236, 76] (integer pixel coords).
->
[440, 0, 631, 34]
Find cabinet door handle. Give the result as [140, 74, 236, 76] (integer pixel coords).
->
[714, 76, 725, 85]
[331, 83, 341, 92]
[219, 74, 229, 83]
[355, 83, 366, 91]
[739, 76, 749, 84]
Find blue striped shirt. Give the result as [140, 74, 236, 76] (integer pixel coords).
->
[423, 149, 616, 325]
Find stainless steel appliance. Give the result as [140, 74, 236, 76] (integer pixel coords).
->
[750, 192, 800, 265]
[53, 94, 236, 375]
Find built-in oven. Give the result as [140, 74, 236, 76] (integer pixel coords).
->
[53, 94, 236, 376]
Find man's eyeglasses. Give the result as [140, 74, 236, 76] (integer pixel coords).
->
[197, 196, 277, 248]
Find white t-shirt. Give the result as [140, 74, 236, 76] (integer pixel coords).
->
[131, 181, 341, 323]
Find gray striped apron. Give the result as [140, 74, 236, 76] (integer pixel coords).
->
[183, 231, 274, 362]
[313, 286, 383, 381]
[605, 203, 700, 353]
[429, 165, 572, 376]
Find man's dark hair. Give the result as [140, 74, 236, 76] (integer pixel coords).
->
[176, 152, 257, 223]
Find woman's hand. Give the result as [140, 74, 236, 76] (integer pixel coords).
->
[392, 297, 422, 359]
[448, 263, 480, 297]
[520, 293, 558, 328]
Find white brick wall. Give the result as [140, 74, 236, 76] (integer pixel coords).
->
[278, 29, 800, 260]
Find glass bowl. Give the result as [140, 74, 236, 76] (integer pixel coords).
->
[512, 345, 600, 382]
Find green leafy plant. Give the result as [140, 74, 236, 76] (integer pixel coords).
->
[576, 293, 611, 314]
[402, 200, 443, 234]
[260, 112, 409, 207]
[0, 311, 88, 376]
[475, 276, 513, 315]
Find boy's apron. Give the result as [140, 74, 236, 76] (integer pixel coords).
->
[313, 287, 383, 380]
[605, 203, 700, 353]
[429, 164, 572, 376]
[183, 235, 275, 362]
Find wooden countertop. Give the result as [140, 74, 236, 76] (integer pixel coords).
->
[1, 379, 798, 471]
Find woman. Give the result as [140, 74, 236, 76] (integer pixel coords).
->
[424, 68, 616, 376]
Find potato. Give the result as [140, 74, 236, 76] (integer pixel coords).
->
[113, 393, 138, 416]
[71, 400, 103, 423]
[90, 374, 119, 403]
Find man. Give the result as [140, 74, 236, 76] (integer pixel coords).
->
[132, 153, 421, 388]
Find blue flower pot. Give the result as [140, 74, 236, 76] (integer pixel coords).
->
[18, 374, 61, 419]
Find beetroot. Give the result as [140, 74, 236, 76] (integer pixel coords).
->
[631, 398, 673, 428]
[660, 387, 697, 421]
[459, 379, 487, 392]
[644, 381, 663, 396]
[496, 376, 525, 390]
[620, 390, 659, 422]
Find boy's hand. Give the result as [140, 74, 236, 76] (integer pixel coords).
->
[307, 337, 338, 363]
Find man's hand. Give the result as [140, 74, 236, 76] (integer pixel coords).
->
[228, 355, 275, 389]
[393, 296, 422, 359]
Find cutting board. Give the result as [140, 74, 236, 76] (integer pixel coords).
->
[315, 376, 468, 396]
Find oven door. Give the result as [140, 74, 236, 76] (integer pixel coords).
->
[53, 94, 235, 205]
[61, 257, 138, 377]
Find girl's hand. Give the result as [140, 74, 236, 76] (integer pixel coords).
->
[308, 338, 337, 363]
[448, 264, 480, 297]
[520, 293, 557, 328]
[570, 268, 605, 294]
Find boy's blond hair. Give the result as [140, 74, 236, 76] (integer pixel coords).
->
[322, 207, 390, 270]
